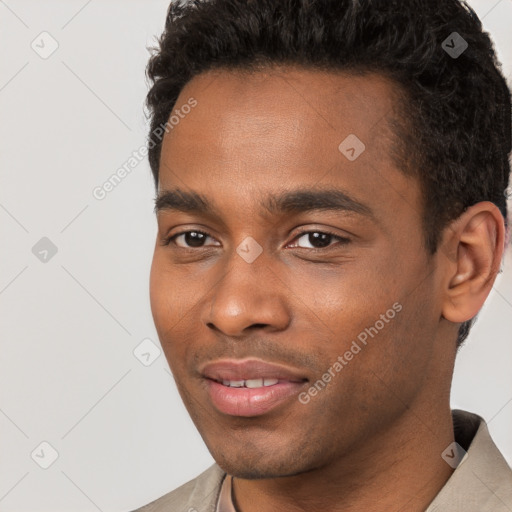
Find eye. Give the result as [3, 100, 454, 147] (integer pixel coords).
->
[288, 230, 350, 250]
[162, 229, 350, 250]
[163, 230, 219, 248]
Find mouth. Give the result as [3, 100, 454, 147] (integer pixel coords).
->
[214, 378, 282, 388]
[201, 359, 308, 417]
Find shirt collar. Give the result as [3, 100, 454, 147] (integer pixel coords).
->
[216, 472, 236, 512]
[425, 409, 512, 511]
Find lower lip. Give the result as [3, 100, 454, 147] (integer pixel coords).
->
[205, 379, 306, 417]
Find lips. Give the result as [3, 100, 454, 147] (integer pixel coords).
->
[201, 359, 308, 417]
[201, 359, 307, 382]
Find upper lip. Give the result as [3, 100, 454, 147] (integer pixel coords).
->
[201, 358, 308, 382]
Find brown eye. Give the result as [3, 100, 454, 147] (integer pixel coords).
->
[163, 230, 221, 249]
[290, 230, 350, 250]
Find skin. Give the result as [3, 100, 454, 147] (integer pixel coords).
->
[149, 66, 505, 512]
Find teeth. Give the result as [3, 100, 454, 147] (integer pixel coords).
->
[245, 378, 263, 388]
[221, 378, 279, 388]
[223, 380, 244, 387]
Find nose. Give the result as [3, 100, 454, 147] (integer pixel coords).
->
[202, 251, 291, 337]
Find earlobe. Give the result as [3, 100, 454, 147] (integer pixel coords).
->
[441, 202, 505, 324]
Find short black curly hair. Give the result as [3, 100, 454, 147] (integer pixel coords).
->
[145, 0, 511, 348]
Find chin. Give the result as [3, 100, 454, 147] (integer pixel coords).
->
[209, 445, 315, 480]
[216, 461, 303, 480]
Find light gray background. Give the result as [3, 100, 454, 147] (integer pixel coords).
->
[0, 1, 511, 511]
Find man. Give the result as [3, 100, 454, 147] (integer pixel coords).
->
[133, 0, 512, 510]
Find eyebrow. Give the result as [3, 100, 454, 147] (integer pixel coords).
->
[154, 187, 374, 220]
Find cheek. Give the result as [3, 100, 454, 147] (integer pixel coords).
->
[295, 262, 393, 333]
[149, 253, 169, 328]
[149, 252, 203, 371]
[149, 251, 194, 326]
[149, 252, 186, 359]
[291, 251, 426, 381]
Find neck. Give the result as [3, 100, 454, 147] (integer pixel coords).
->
[231, 402, 455, 512]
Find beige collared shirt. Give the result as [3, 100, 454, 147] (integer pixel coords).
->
[215, 410, 512, 512]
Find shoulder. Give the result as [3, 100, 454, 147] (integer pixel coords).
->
[131, 463, 226, 512]
[426, 409, 512, 511]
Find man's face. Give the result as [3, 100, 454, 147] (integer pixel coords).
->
[150, 67, 447, 478]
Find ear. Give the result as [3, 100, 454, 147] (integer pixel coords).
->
[441, 201, 505, 324]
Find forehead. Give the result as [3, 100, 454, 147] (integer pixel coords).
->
[162, 66, 400, 162]
[157, 66, 418, 223]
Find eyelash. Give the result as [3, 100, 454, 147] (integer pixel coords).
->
[161, 228, 351, 251]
